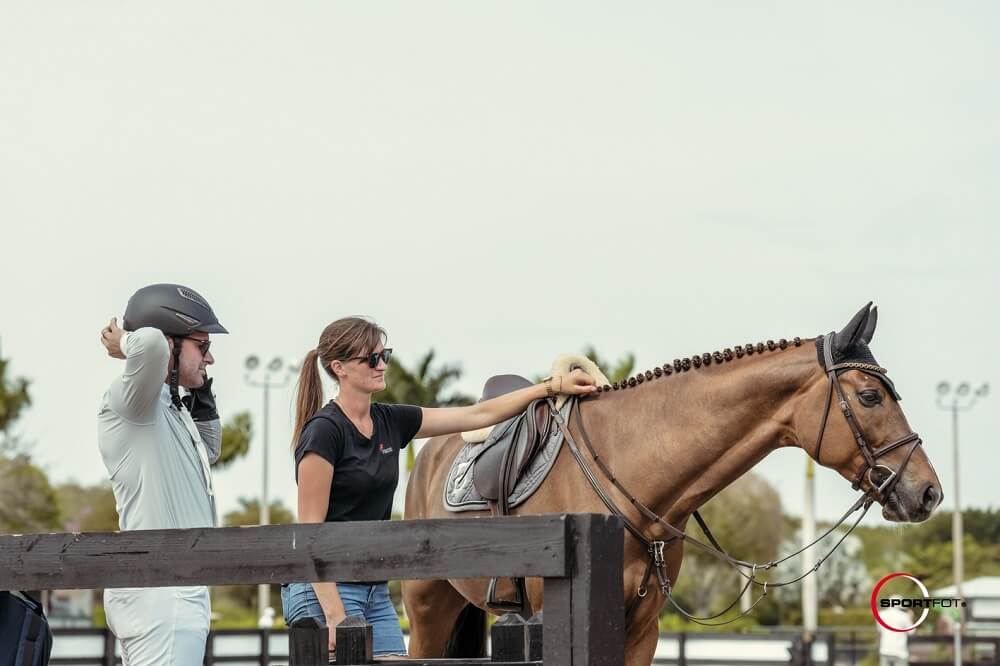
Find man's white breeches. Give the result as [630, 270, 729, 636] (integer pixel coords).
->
[104, 587, 210, 666]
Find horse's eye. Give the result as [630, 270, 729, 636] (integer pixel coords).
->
[858, 389, 882, 407]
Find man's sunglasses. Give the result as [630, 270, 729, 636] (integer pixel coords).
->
[183, 337, 212, 356]
[346, 348, 393, 368]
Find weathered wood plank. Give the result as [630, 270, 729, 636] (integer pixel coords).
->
[0, 515, 569, 591]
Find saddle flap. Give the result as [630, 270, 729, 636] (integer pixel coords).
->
[471, 399, 551, 503]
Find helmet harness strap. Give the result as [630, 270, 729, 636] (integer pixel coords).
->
[169, 336, 184, 410]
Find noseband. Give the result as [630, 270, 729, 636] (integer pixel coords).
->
[814, 332, 923, 505]
[549, 334, 924, 626]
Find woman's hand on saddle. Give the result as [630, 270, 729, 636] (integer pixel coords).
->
[415, 368, 597, 439]
[550, 368, 598, 396]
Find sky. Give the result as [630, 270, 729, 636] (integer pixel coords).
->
[1, 2, 998, 528]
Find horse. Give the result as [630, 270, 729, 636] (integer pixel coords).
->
[402, 304, 942, 665]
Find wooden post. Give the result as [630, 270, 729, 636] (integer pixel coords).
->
[526, 611, 543, 662]
[288, 618, 328, 666]
[204, 630, 214, 666]
[335, 616, 372, 665]
[826, 632, 836, 666]
[258, 629, 269, 666]
[543, 513, 624, 665]
[678, 632, 686, 666]
[102, 628, 116, 666]
[491, 613, 527, 662]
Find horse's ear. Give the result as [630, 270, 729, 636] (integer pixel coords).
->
[860, 306, 878, 345]
[833, 302, 873, 356]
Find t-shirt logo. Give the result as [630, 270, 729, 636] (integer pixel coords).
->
[378, 443, 394, 455]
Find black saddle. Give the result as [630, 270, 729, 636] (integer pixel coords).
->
[471, 374, 554, 615]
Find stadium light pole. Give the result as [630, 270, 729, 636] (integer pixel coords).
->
[802, 457, 818, 646]
[936, 380, 988, 666]
[245, 355, 297, 626]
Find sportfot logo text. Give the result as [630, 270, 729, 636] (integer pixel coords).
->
[870, 572, 966, 632]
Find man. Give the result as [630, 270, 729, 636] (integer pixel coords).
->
[97, 283, 227, 665]
[878, 596, 912, 666]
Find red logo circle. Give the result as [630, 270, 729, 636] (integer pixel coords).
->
[870, 572, 929, 632]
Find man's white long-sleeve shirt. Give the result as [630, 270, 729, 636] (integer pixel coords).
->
[97, 327, 219, 531]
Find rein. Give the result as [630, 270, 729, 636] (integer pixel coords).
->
[548, 333, 924, 626]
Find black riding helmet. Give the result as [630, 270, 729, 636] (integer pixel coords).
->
[123, 283, 228, 336]
[122, 284, 228, 409]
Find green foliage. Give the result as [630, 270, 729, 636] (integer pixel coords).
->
[670, 473, 783, 617]
[209, 586, 286, 628]
[376, 350, 474, 408]
[904, 535, 1000, 590]
[0, 356, 31, 434]
[91, 601, 107, 628]
[902, 508, 1000, 549]
[530, 345, 636, 384]
[0, 454, 62, 533]
[853, 524, 908, 576]
[216, 411, 252, 469]
[582, 345, 635, 384]
[56, 482, 120, 532]
[0, 353, 61, 535]
[223, 497, 295, 527]
[854, 509, 1000, 591]
[658, 609, 761, 633]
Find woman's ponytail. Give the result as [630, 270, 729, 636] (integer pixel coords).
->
[291, 349, 323, 452]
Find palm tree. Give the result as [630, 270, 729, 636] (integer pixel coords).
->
[217, 411, 253, 469]
[531, 345, 636, 385]
[582, 344, 635, 384]
[375, 350, 474, 471]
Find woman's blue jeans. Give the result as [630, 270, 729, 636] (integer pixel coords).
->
[280, 582, 406, 656]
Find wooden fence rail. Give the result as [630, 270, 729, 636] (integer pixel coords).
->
[0, 513, 624, 666]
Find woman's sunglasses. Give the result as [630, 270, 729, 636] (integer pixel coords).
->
[346, 348, 393, 368]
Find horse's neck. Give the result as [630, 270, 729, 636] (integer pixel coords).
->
[579, 343, 819, 525]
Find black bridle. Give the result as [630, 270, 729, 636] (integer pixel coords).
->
[549, 333, 924, 625]
[814, 332, 923, 505]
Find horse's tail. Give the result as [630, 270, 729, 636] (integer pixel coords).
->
[443, 603, 486, 658]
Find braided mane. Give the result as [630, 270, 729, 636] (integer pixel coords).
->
[595, 337, 807, 393]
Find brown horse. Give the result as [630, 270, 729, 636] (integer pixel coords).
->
[403, 304, 942, 665]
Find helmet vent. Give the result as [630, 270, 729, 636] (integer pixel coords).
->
[174, 312, 199, 327]
[176, 287, 210, 310]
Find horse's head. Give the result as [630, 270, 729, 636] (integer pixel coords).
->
[798, 303, 942, 523]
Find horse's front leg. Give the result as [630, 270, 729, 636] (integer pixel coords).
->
[402, 578, 472, 657]
[624, 610, 660, 666]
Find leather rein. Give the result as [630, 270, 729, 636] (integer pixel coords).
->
[547, 333, 924, 626]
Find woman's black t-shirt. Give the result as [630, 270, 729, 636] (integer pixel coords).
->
[294, 401, 423, 523]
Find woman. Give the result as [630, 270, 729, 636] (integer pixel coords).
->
[281, 316, 596, 658]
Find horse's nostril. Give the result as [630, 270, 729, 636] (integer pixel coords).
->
[922, 484, 940, 511]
